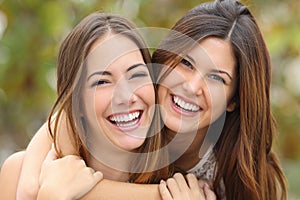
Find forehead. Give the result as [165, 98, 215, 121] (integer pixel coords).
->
[86, 34, 141, 71]
[188, 37, 236, 74]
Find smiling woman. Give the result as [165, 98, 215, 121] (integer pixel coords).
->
[0, 0, 288, 200]
[157, 37, 237, 134]
[80, 34, 155, 155]
[0, 12, 169, 200]
[152, 0, 287, 199]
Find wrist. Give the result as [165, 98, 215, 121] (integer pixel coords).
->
[37, 185, 71, 200]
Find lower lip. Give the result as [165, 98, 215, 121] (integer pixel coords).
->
[169, 95, 200, 117]
[109, 114, 142, 132]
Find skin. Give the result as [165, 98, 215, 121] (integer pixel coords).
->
[162, 37, 237, 172]
[80, 34, 156, 181]
[0, 33, 158, 200]
[4, 0, 286, 198]
[83, 34, 154, 153]
[158, 37, 236, 135]
[156, 37, 236, 199]
[37, 147, 103, 200]
[0, 152, 25, 200]
[159, 173, 216, 200]
[0, 37, 233, 200]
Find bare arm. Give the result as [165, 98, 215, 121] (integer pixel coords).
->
[3, 120, 214, 200]
[17, 113, 76, 200]
[81, 180, 162, 200]
[0, 151, 25, 200]
[1, 134, 162, 200]
[17, 115, 163, 200]
[16, 122, 53, 200]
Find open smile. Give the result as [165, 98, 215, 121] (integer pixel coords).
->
[107, 110, 143, 131]
[170, 94, 201, 116]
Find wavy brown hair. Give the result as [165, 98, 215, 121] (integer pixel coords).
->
[47, 12, 168, 184]
[152, 0, 287, 199]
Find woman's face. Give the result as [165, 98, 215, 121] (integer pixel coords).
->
[81, 34, 155, 151]
[158, 37, 237, 133]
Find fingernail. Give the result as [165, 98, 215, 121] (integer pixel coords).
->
[160, 180, 165, 184]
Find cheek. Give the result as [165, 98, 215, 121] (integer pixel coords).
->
[158, 85, 167, 104]
[92, 89, 111, 118]
[82, 90, 94, 115]
[159, 68, 186, 89]
[137, 84, 155, 106]
[206, 85, 228, 116]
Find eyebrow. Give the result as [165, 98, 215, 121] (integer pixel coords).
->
[211, 69, 233, 80]
[87, 71, 112, 81]
[87, 63, 146, 81]
[186, 54, 233, 80]
[186, 55, 196, 64]
[126, 63, 147, 72]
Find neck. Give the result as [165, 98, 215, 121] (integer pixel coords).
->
[166, 127, 209, 171]
[85, 134, 135, 182]
[86, 153, 130, 181]
[167, 127, 207, 152]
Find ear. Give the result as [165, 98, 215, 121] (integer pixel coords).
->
[226, 101, 236, 112]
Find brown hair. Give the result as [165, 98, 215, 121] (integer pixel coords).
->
[48, 12, 168, 184]
[152, 0, 287, 199]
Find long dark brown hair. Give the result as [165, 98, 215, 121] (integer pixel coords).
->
[152, 0, 287, 199]
[48, 12, 168, 184]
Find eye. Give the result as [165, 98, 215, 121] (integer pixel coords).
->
[91, 79, 111, 87]
[207, 74, 225, 84]
[180, 58, 194, 70]
[130, 72, 149, 79]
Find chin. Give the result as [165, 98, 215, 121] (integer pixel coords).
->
[119, 139, 145, 152]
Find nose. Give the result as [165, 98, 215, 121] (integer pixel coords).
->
[182, 73, 204, 96]
[112, 79, 137, 106]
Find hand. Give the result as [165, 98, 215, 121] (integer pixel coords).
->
[38, 147, 103, 200]
[159, 173, 216, 200]
[198, 179, 216, 200]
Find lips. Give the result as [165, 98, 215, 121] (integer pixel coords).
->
[107, 110, 142, 131]
[171, 95, 201, 116]
[172, 95, 200, 112]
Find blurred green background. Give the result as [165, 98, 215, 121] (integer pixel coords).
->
[0, 0, 299, 199]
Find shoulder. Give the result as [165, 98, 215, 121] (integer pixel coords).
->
[0, 151, 25, 199]
[187, 146, 216, 180]
[1, 151, 25, 173]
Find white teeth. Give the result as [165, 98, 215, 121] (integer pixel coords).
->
[116, 119, 139, 127]
[173, 96, 200, 112]
[109, 111, 140, 123]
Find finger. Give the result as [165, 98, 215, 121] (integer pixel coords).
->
[87, 166, 95, 173]
[197, 179, 207, 197]
[198, 179, 212, 189]
[186, 173, 200, 191]
[89, 171, 103, 186]
[64, 154, 82, 160]
[173, 173, 189, 192]
[198, 179, 213, 188]
[84, 166, 97, 176]
[204, 183, 216, 200]
[93, 171, 103, 181]
[67, 155, 86, 165]
[73, 171, 104, 200]
[159, 180, 173, 200]
[166, 177, 180, 197]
